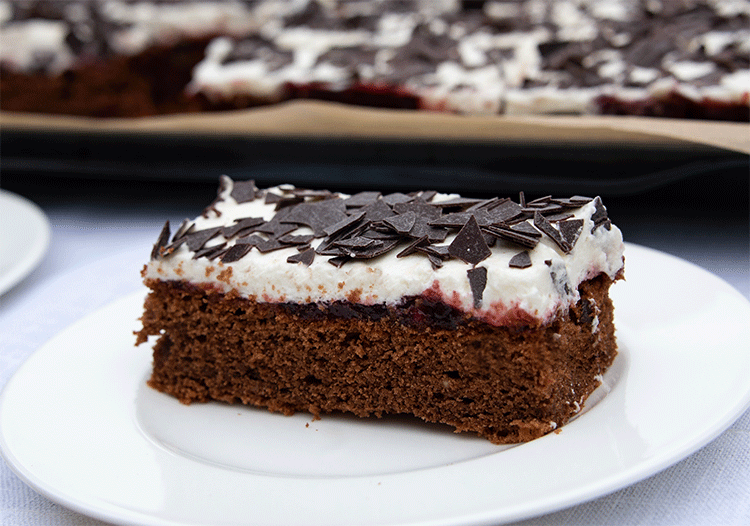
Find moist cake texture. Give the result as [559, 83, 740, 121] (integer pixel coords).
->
[1, 0, 748, 120]
[136, 177, 625, 443]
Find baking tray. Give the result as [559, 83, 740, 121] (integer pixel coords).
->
[2, 101, 747, 196]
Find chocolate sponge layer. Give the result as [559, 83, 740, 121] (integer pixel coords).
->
[137, 274, 617, 444]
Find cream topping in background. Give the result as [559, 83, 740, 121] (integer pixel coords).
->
[2, 0, 746, 115]
[144, 179, 625, 327]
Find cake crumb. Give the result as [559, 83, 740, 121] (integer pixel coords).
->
[217, 267, 233, 284]
[346, 288, 363, 302]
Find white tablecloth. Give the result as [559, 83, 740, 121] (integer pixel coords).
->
[1, 195, 748, 526]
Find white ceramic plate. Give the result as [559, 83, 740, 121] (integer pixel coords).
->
[0, 190, 51, 295]
[1, 243, 749, 526]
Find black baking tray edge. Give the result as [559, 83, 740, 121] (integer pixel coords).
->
[1, 128, 747, 197]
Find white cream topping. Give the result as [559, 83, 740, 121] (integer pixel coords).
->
[103, 1, 259, 55]
[505, 86, 601, 115]
[144, 180, 624, 328]
[0, 19, 75, 74]
[667, 61, 716, 82]
[629, 66, 661, 85]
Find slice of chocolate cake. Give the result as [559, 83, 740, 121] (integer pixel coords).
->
[136, 177, 625, 444]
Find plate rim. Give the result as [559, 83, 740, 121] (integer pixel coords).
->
[0, 189, 51, 295]
[1, 242, 749, 526]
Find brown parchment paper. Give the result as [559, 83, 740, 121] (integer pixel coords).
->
[1, 100, 748, 154]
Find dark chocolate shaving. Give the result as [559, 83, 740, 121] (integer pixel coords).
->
[185, 227, 222, 252]
[432, 197, 484, 209]
[156, 177, 611, 274]
[344, 191, 381, 208]
[466, 197, 498, 211]
[418, 190, 437, 202]
[558, 219, 584, 249]
[236, 234, 264, 246]
[397, 235, 429, 258]
[328, 256, 350, 267]
[360, 199, 396, 221]
[282, 200, 348, 236]
[315, 243, 348, 257]
[289, 188, 334, 200]
[591, 197, 611, 232]
[349, 239, 400, 259]
[383, 211, 417, 234]
[255, 238, 291, 253]
[411, 221, 449, 243]
[391, 201, 446, 241]
[194, 243, 227, 260]
[485, 199, 524, 224]
[448, 216, 491, 265]
[362, 229, 400, 240]
[522, 203, 563, 215]
[467, 266, 487, 308]
[382, 192, 412, 206]
[534, 212, 571, 253]
[553, 196, 593, 207]
[221, 243, 253, 263]
[272, 195, 305, 210]
[483, 224, 539, 249]
[509, 251, 532, 268]
[544, 213, 574, 223]
[417, 244, 451, 260]
[334, 236, 377, 250]
[230, 179, 257, 203]
[429, 212, 474, 228]
[527, 195, 551, 206]
[427, 253, 444, 270]
[254, 218, 297, 238]
[278, 234, 315, 245]
[151, 221, 170, 260]
[171, 219, 192, 242]
[222, 217, 265, 238]
[323, 210, 366, 237]
[508, 221, 541, 238]
[287, 247, 315, 266]
[162, 236, 188, 255]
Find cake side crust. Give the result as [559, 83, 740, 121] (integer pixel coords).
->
[137, 273, 618, 444]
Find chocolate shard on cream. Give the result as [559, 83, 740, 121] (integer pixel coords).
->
[137, 176, 625, 444]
